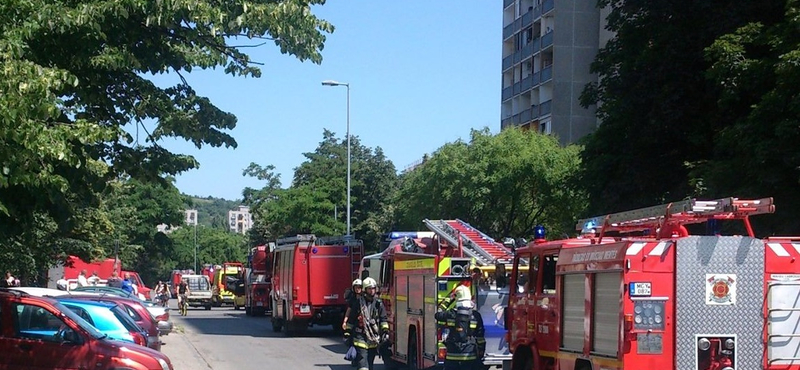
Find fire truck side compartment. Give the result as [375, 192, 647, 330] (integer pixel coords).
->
[675, 236, 763, 370]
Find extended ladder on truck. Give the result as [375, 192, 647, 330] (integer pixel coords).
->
[423, 219, 516, 266]
[576, 196, 775, 238]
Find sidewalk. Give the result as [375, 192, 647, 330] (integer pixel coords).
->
[160, 326, 212, 370]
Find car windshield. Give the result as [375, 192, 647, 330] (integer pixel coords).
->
[186, 277, 209, 290]
[51, 301, 106, 339]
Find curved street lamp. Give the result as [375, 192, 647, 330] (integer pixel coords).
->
[321, 80, 351, 236]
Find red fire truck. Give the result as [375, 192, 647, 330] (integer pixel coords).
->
[370, 231, 475, 369]
[270, 234, 363, 335]
[47, 256, 121, 290]
[505, 197, 799, 370]
[245, 244, 273, 316]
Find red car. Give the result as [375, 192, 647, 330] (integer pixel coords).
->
[66, 294, 164, 351]
[0, 288, 173, 370]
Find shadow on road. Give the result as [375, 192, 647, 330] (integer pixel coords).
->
[312, 365, 355, 370]
[321, 343, 348, 355]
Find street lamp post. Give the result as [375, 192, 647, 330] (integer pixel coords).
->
[321, 80, 351, 236]
[194, 222, 198, 272]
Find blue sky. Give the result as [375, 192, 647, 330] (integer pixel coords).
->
[154, 1, 501, 200]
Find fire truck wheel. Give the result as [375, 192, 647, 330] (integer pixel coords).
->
[245, 307, 252, 316]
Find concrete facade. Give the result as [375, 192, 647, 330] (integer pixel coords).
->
[500, 0, 610, 145]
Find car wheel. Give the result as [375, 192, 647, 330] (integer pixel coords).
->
[205, 305, 211, 310]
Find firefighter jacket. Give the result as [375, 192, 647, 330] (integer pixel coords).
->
[434, 308, 486, 361]
[345, 296, 389, 349]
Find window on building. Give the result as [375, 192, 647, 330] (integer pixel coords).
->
[540, 120, 551, 134]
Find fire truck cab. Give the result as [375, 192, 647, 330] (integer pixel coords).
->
[506, 197, 800, 370]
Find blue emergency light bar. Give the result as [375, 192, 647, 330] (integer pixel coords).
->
[389, 231, 419, 239]
[388, 231, 435, 240]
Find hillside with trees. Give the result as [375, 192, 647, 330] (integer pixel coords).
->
[186, 196, 243, 230]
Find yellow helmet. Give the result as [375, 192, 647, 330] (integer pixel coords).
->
[363, 277, 378, 289]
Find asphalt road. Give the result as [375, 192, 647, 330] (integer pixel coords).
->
[160, 301, 389, 370]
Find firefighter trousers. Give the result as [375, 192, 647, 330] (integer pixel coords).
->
[355, 347, 378, 370]
[444, 359, 481, 370]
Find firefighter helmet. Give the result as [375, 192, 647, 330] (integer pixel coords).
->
[363, 277, 378, 289]
[352, 278, 362, 287]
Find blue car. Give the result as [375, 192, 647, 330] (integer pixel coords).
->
[56, 298, 149, 347]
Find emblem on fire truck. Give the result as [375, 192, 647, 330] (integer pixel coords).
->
[705, 274, 736, 305]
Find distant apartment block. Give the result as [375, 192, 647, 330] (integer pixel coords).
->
[229, 206, 253, 234]
[500, 0, 612, 144]
[185, 209, 198, 226]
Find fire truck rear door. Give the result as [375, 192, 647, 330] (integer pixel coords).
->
[393, 254, 437, 365]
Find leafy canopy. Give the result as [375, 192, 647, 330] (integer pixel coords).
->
[394, 128, 586, 239]
[0, 0, 333, 271]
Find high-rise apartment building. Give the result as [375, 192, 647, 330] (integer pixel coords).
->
[228, 206, 253, 235]
[185, 209, 198, 226]
[500, 0, 612, 144]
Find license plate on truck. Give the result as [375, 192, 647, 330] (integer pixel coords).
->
[300, 304, 310, 314]
[629, 282, 651, 296]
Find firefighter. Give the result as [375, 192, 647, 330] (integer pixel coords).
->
[344, 277, 388, 370]
[435, 285, 486, 370]
[342, 278, 362, 330]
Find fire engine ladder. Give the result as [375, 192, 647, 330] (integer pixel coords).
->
[575, 197, 775, 237]
[423, 219, 514, 266]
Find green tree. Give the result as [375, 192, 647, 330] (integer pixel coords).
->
[579, 0, 780, 215]
[243, 130, 399, 250]
[167, 225, 247, 277]
[0, 0, 333, 269]
[394, 128, 585, 240]
[101, 178, 186, 285]
[696, 1, 800, 234]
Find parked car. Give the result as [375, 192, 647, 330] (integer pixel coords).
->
[56, 298, 149, 347]
[0, 288, 173, 370]
[72, 286, 172, 334]
[11, 286, 173, 335]
[65, 294, 164, 350]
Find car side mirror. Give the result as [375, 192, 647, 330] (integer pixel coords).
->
[363, 259, 371, 268]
